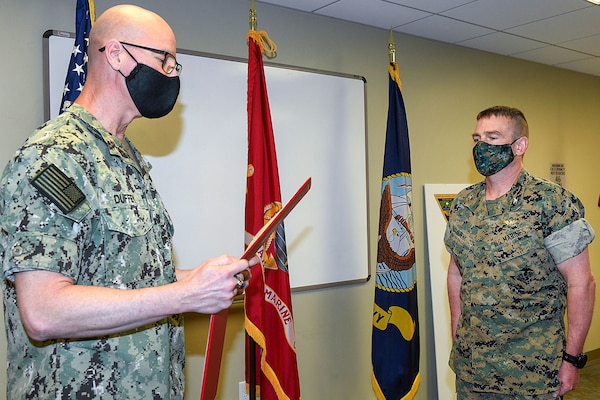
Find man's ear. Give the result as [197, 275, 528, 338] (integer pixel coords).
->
[514, 136, 528, 156]
[102, 40, 126, 71]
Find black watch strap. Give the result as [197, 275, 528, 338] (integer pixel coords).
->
[562, 351, 587, 369]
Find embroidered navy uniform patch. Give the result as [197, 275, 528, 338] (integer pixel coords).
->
[31, 164, 85, 213]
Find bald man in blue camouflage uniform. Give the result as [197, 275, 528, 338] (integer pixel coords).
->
[445, 106, 595, 399]
[0, 5, 254, 399]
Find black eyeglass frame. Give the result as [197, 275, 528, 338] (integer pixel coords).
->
[99, 41, 182, 75]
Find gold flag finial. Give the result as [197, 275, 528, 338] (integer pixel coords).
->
[250, 0, 257, 31]
[388, 29, 396, 64]
[246, 0, 277, 59]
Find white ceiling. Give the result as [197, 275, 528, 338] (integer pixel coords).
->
[258, 0, 600, 77]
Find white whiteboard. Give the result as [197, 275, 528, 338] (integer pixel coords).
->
[424, 183, 469, 400]
[43, 30, 370, 290]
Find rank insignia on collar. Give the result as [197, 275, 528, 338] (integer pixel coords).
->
[31, 164, 85, 214]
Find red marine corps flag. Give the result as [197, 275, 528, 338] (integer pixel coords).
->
[243, 6, 301, 400]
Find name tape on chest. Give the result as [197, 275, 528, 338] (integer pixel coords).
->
[31, 164, 85, 214]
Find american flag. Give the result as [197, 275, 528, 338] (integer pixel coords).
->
[59, 0, 94, 114]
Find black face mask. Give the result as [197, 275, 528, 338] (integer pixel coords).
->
[122, 63, 180, 119]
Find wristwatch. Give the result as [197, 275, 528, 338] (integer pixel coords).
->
[562, 351, 587, 369]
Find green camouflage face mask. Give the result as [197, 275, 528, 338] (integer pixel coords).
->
[472, 139, 518, 176]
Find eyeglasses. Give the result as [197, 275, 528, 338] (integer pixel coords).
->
[99, 41, 182, 76]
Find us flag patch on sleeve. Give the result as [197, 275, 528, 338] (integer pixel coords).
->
[31, 164, 85, 214]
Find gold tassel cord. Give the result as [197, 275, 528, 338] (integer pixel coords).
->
[388, 62, 402, 90]
[89, 0, 96, 24]
[248, 1, 277, 59]
[247, 30, 278, 59]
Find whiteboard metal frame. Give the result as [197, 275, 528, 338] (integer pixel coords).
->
[43, 30, 371, 291]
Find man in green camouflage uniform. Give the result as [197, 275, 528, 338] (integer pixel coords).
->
[0, 5, 253, 399]
[445, 106, 596, 399]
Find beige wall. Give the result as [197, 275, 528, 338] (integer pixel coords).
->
[1, 1, 599, 399]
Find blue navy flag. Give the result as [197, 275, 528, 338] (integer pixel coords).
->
[371, 61, 420, 400]
[59, 0, 95, 114]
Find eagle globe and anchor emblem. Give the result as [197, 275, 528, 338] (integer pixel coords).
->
[373, 174, 417, 341]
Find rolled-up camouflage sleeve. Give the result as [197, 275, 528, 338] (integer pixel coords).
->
[544, 218, 595, 264]
[2, 232, 80, 282]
